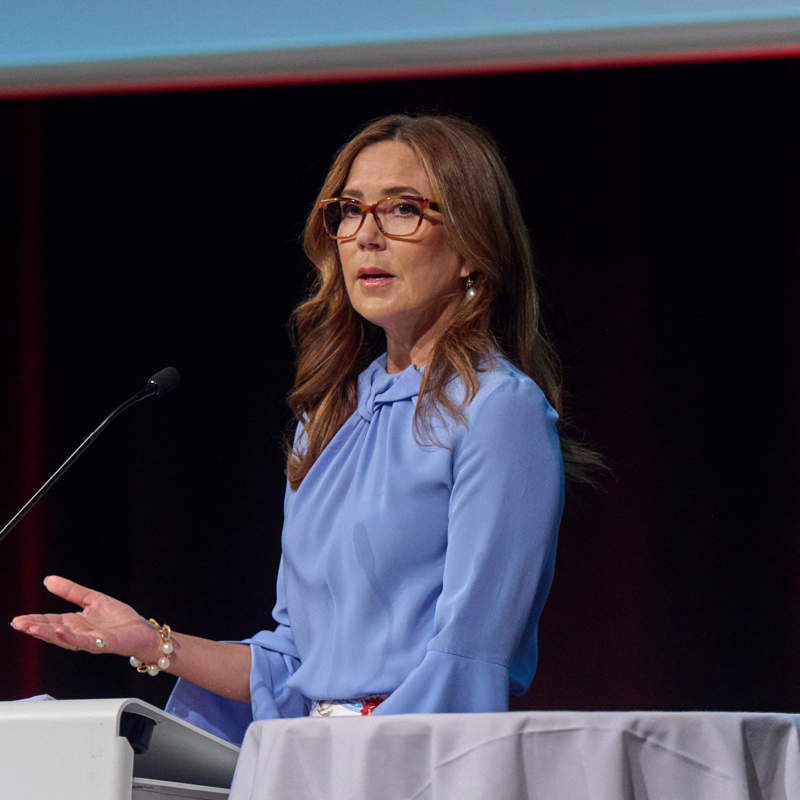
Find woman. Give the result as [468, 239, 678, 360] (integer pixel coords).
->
[12, 114, 584, 745]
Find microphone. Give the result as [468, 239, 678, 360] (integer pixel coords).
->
[0, 367, 181, 545]
[133, 366, 181, 401]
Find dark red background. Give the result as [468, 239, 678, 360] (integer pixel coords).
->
[2, 57, 798, 712]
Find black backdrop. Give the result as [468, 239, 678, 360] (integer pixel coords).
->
[2, 56, 798, 713]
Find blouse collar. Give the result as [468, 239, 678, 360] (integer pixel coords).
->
[357, 354, 423, 422]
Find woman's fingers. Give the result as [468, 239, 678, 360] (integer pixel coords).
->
[15, 621, 79, 650]
[10, 613, 44, 629]
[12, 611, 91, 632]
[51, 625, 106, 653]
[13, 611, 76, 627]
[15, 616, 110, 653]
[43, 575, 106, 609]
[11, 576, 154, 657]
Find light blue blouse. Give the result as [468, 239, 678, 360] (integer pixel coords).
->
[166, 354, 564, 744]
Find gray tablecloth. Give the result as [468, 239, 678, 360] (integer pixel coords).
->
[228, 710, 800, 799]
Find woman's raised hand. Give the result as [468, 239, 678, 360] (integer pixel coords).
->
[10, 576, 161, 661]
[11, 575, 254, 702]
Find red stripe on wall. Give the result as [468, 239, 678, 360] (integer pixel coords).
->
[16, 102, 45, 697]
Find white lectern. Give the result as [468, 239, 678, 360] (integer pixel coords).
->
[0, 698, 239, 800]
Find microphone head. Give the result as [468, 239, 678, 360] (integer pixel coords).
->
[145, 366, 181, 398]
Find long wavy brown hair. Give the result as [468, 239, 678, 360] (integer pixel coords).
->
[287, 113, 600, 489]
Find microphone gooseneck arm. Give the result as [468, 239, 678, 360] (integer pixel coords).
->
[0, 367, 180, 546]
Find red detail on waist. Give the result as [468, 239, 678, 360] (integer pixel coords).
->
[360, 696, 386, 715]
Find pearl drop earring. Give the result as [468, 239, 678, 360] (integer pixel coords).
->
[465, 276, 477, 300]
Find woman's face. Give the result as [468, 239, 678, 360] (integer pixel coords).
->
[337, 140, 469, 360]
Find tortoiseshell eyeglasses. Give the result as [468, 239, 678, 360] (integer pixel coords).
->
[319, 195, 441, 241]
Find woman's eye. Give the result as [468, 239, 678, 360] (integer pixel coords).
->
[340, 202, 362, 218]
[388, 199, 422, 216]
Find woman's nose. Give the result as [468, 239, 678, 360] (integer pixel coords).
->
[355, 211, 385, 248]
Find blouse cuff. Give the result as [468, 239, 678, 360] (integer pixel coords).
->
[165, 677, 252, 745]
[372, 648, 510, 716]
[247, 629, 308, 721]
[164, 629, 306, 745]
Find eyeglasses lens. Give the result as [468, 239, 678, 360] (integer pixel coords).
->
[323, 197, 424, 238]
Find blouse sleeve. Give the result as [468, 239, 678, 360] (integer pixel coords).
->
[373, 376, 564, 715]
[165, 558, 308, 744]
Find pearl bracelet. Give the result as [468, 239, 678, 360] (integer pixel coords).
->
[129, 618, 174, 676]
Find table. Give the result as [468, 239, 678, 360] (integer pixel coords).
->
[228, 710, 800, 799]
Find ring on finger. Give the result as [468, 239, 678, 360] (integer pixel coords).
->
[95, 637, 105, 650]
